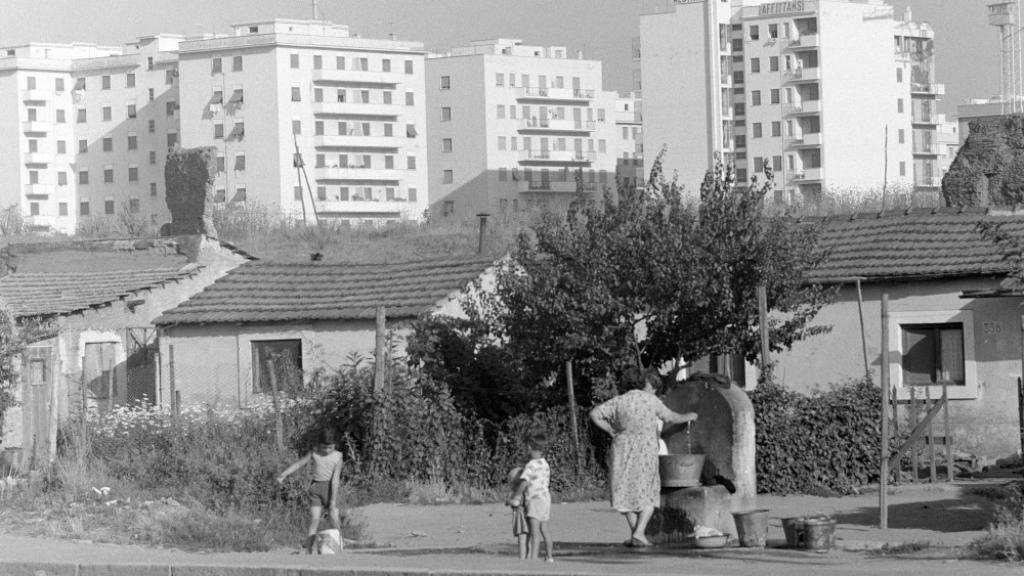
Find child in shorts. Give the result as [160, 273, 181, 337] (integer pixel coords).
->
[277, 428, 343, 553]
[504, 466, 529, 559]
[508, 431, 553, 562]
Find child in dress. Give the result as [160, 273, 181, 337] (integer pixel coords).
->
[504, 466, 529, 559]
[276, 428, 344, 553]
[508, 431, 554, 562]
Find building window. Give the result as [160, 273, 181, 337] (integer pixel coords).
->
[497, 136, 506, 150]
[292, 119, 301, 135]
[233, 55, 243, 71]
[77, 108, 87, 123]
[900, 161, 906, 176]
[55, 108, 66, 123]
[128, 197, 140, 213]
[382, 58, 391, 72]
[769, 56, 779, 72]
[129, 166, 138, 182]
[149, 151, 157, 165]
[770, 89, 780, 104]
[102, 75, 111, 90]
[496, 73, 504, 87]
[103, 106, 112, 121]
[768, 23, 778, 39]
[126, 72, 136, 88]
[901, 323, 965, 387]
[105, 199, 115, 214]
[55, 78, 65, 92]
[750, 58, 760, 73]
[214, 123, 224, 139]
[443, 169, 453, 184]
[58, 202, 68, 216]
[896, 67, 903, 83]
[407, 156, 417, 170]
[339, 186, 349, 201]
[212, 58, 222, 74]
[771, 121, 781, 137]
[79, 169, 89, 185]
[440, 76, 451, 89]
[749, 25, 759, 41]
[234, 186, 247, 202]
[166, 69, 175, 85]
[772, 155, 782, 171]
[497, 104, 505, 119]
[290, 53, 299, 68]
[80, 201, 90, 216]
[58, 171, 68, 186]
[405, 92, 415, 106]
[150, 182, 158, 196]
[128, 134, 137, 150]
[405, 59, 413, 74]
[148, 119, 155, 133]
[442, 138, 453, 153]
[235, 154, 246, 171]
[441, 106, 451, 122]
[166, 101, 177, 116]
[898, 98, 904, 113]
[898, 128, 905, 144]
[167, 132, 178, 147]
[752, 123, 763, 138]
[127, 104, 136, 118]
[104, 167, 114, 183]
[57, 140, 66, 154]
[751, 90, 761, 106]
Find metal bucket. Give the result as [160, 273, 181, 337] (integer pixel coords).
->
[732, 509, 769, 548]
[783, 516, 836, 550]
[659, 454, 705, 488]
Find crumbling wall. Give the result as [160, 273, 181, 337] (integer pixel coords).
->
[164, 147, 218, 236]
[943, 114, 1024, 207]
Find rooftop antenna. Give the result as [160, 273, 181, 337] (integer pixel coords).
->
[988, 1, 1023, 114]
[292, 133, 320, 226]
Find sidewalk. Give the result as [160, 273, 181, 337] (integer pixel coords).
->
[0, 481, 1019, 576]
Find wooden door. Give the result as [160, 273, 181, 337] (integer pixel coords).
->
[23, 346, 53, 466]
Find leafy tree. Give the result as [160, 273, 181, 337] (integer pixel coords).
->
[461, 152, 833, 394]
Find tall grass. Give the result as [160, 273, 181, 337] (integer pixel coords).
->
[764, 184, 945, 217]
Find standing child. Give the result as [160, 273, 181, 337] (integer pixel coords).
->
[504, 466, 529, 559]
[276, 429, 344, 553]
[508, 431, 554, 562]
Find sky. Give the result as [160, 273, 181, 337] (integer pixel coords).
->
[0, 0, 1005, 117]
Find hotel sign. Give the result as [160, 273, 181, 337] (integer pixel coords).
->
[759, 1, 806, 16]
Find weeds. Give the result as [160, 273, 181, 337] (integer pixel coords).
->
[967, 481, 1024, 562]
[868, 541, 933, 557]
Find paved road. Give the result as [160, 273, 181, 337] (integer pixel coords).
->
[0, 481, 1020, 575]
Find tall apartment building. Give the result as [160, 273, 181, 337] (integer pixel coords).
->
[640, 0, 941, 202]
[177, 19, 428, 222]
[425, 39, 621, 217]
[0, 36, 182, 233]
[615, 92, 645, 191]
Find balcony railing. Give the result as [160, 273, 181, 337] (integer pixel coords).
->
[311, 101, 403, 117]
[787, 132, 823, 147]
[520, 180, 597, 193]
[914, 176, 942, 188]
[788, 34, 820, 49]
[315, 167, 410, 181]
[518, 149, 596, 163]
[789, 167, 823, 182]
[913, 142, 938, 155]
[22, 120, 49, 133]
[311, 69, 403, 85]
[518, 118, 596, 132]
[911, 82, 945, 95]
[784, 67, 820, 82]
[24, 184, 55, 197]
[314, 134, 399, 149]
[782, 100, 821, 115]
[22, 89, 47, 102]
[516, 87, 595, 101]
[23, 152, 52, 165]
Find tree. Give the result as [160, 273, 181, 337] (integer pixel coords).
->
[463, 152, 833, 395]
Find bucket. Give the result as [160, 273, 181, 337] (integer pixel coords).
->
[782, 517, 804, 548]
[316, 528, 343, 554]
[802, 517, 836, 551]
[731, 509, 769, 548]
[659, 454, 705, 488]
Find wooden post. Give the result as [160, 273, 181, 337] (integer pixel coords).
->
[856, 278, 870, 380]
[880, 293, 890, 529]
[757, 285, 771, 380]
[943, 382, 952, 482]
[266, 357, 285, 452]
[477, 213, 490, 255]
[374, 306, 387, 393]
[910, 387, 919, 483]
[927, 385, 937, 484]
[1019, 313, 1024, 462]
[79, 353, 88, 445]
[168, 344, 177, 417]
[565, 361, 582, 483]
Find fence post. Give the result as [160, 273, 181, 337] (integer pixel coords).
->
[879, 293, 889, 529]
[565, 360, 582, 483]
[168, 344, 177, 417]
[79, 353, 87, 446]
[944, 382, 952, 482]
[927, 385, 936, 483]
[757, 285, 771, 381]
[374, 306, 387, 393]
[266, 357, 285, 452]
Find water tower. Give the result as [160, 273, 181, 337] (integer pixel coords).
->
[989, 1, 1023, 113]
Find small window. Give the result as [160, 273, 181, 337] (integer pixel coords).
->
[58, 202, 68, 216]
[753, 123, 763, 138]
[749, 25, 759, 41]
[442, 138, 453, 153]
[768, 24, 778, 39]
[292, 120, 301, 135]
[382, 59, 391, 72]
[407, 156, 417, 170]
[150, 182, 158, 196]
[104, 167, 114, 183]
[127, 104, 137, 118]
[103, 137, 113, 152]
[78, 139, 88, 153]
[129, 166, 139, 182]
[405, 91, 415, 106]
[232, 55, 243, 71]
[496, 73, 504, 87]
[441, 107, 451, 122]
[211, 58, 222, 74]
[235, 154, 246, 171]
[896, 67, 903, 83]
[770, 89, 780, 104]
[77, 108, 87, 123]
[102, 75, 111, 90]
[127, 134, 137, 150]
[751, 90, 761, 106]
[126, 73, 136, 88]
[443, 169, 453, 184]
[901, 324, 965, 386]
[440, 75, 451, 90]
[769, 56, 779, 72]
[290, 53, 299, 68]
[103, 106, 112, 121]
[313, 55, 323, 69]
[214, 123, 224, 139]
[750, 58, 760, 74]
[104, 199, 115, 215]
[404, 59, 414, 74]
[80, 201, 90, 216]
[291, 86, 301, 102]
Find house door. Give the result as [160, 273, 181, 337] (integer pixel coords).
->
[126, 327, 157, 406]
[83, 341, 119, 412]
[23, 346, 53, 466]
[573, 108, 582, 129]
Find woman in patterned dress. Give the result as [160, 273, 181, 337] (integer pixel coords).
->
[589, 368, 697, 547]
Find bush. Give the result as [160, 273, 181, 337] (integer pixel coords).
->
[967, 481, 1024, 562]
[750, 378, 884, 495]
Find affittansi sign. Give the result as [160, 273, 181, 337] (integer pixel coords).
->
[759, 1, 806, 15]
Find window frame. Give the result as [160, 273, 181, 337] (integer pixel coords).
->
[888, 309, 977, 400]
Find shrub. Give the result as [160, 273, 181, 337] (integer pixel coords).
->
[750, 378, 884, 494]
[967, 481, 1024, 562]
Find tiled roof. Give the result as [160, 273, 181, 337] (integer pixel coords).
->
[0, 266, 201, 318]
[155, 258, 495, 325]
[807, 208, 1024, 283]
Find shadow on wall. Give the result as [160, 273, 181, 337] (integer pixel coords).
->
[428, 168, 615, 221]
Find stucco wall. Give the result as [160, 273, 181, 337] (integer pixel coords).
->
[773, 276, 1024, 461]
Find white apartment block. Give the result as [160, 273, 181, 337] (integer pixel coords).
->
[426, 39, 621, 218]
[615, 92, 645, 191]
[0, 36, 182, 234]
[640, 0, 941, 203]
[177, 20, 428, 223]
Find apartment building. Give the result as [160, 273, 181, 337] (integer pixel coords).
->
[615, 92, 645, 191]
[0, 36, 182, 233]
[640, 0, 940, 203]
[425, 39, 621, 217]
[177, 20, 428, 223]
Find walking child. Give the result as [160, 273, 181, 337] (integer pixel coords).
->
[276, 428, 344, 553]
[507, 431, 554, 562]
[504, 466, 529, 559]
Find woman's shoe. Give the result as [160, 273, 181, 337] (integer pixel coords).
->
[630, 536, 652, 547]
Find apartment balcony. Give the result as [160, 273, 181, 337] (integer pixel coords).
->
[23, 152, 52, 165]
[518, 149, 595, 164]
[515, 87, 595, 102]
[911, 112, 940, 125]
[519, 180, 598, 193]
[311, 69, 403, 85]
[315, 167, 408, 181]
[782, 100, 821, 115]
[315, 200, 411, 216]
[784, 67, 820, 83]
[913, 142, 939, 156]
[314, 134, 400, 149]
[22, 89, 48, 102]
[787, 132, 823, 147]
[789, 167, 823, 182]
[24, 184, 55, 198]
[788, 34, 820, 49]
[22, 120, 49, 133]
[518, 118, 596, 133]
[311, 101, 403, 117]
[911, 82, 945, 96]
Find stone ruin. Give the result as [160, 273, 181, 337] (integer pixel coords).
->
[164, 147, 219, 237]
[943, 114, 1024, 207]
[646, 373, 757, 543]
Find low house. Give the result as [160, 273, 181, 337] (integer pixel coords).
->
[770, 208, 1024, 461]
[0, 236, 250, 470]
[153, 257, 495, 408]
